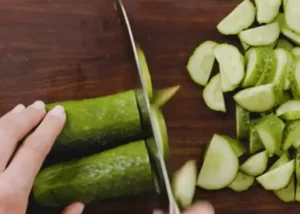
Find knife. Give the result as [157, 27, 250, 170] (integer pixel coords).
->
[115, 1, 181, 213]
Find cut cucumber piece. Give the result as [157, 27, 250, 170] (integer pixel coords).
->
[220, 67, 236, 92]
[152, 85, 180, 108]
[295, 148, 300, 181]
[284, 0, 300, 33]
[249, 122, 264, 154]
[292, 47, 300, 57]
[236, 104, 250, 140]
[186, 41, 218, 86]
[256, 160, 295, 190]
[296, 184, 300, 202]
[288, 58, 300, 99]
[284, 52, 294, 91]
[233, 84, 277, 113]
[282, 120, 300, 150]
[255, 0, 282, 24]
[276, 100, 300, 120]
[203, 73, 226, 112]
[255, 49, 277, 86]
[241, 39, 250, 51]
[240, 151, 268, 176]
[172, 160, 197, 208]
[274, 175, 295, 203]
[197, 134, 239, 190]
[239, 22, 280, 46]
[221, 135, 247, 158]
[269, 152, 290, 172]
[272, 49, 289, 91]
[217, 0, 256, 35]
[254, 114, 285, 156]
[228, 172, 254, 192]
[282, 28, 300, 46]
[213, 44, 245, 88]
[276, 39, 294, 51]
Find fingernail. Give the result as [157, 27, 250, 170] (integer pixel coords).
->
[30, 100, 45, 112]
[153, 209, 164, 214]
[48, 105, 65, 118]
[11, 104, 25, 113]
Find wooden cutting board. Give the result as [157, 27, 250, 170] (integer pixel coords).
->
[0, 0, 297, 213]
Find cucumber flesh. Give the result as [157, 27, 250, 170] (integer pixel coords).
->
[276, 39, 294, 51]
[284, 0, 300, 33]
[236, 105, 250, 140]
[255, 49, 277, 86]
[203, 73, 226, 112]
[296, 148, 300, 181]
[220, 67, 236, 92]
[221, 135, 247, 158]
[240, 151, 268, 176]
[152, 85, 180, 108]
[272, 49, 289, 91]
[228, 172, 254, 192]
[172, 160, 197, 208]
[274, 175, 295, 203]
[282, 120, 300, 150]
[213, 44, 245, 87]
[284, 52, 294, 91]
[216, 0, 256, 35]
[256, 160, 295, 190]
[241, 39, 250, 51]
[269, 152, 290, 172]
[186, 41, 218, 86]
[254, 114, 285, 156]
[197, 134, 239, 190]
[292, 48, 300, 57]
[233, 84, 277, 113]
[288, 58, 300, 99]
[276, 100, 300, 120]
[255, 0, 281, 24]
[282, 28, 300, 46]
[249, 123, 264, 154]
[239, 22, 280, 46]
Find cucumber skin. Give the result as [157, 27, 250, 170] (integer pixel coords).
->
[282, 120, 300, 150]
[288, 58, 300, 99]
[46, 90, 142, 157]
[236, 105, 250, 140]
[33, 140, 154, 207]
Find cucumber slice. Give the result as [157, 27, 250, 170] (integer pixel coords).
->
[197, 134, 239, 190]
[240, 151, 268, 176]
[282, 28, 300, 46]
[292, 47, 300, 57]
[295, 148, 300, 180]
[284, 0, 300, 33]
[186, 41, 218, 86]
[220, 67, 236, 92]
[282, 120, 300, 150]
[228, 172, 255, 192]
[236, 104, 250, 140]
[239, 22, 280, 46]
[152, 85, 180, 108]
[233, 84, 277, 113]
[255, 0, 282, 24]
[221, 135, 247, 158]
[202, 73, 226, 112]
[288, 58, 300, 99]
[254, 114, 285, 156]
[296, 184, 300, 202]
[272, 49, 289, 91]
[241, 40, 250, 51]
[256, 160, 295, 190]
[213, 44, 245, 88]
[249, 123, 264, 154]
[255, 49, 277, 86]
[276, 100, 300, 120]
[284, 52, 294, 91]
[269, 152, 290, 172]
[216, 0, 256, 35]
[276, 39, 294, 51]
[172, 160, 197, 208]
[274, 175, 295, 203]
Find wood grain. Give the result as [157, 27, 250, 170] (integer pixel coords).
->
[0, 0, 297, 213]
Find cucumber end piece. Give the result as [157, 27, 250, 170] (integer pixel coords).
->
[152, 85, 181, 108]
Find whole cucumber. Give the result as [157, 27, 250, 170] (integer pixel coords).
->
[33, 140, 154, 207]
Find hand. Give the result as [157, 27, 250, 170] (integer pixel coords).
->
[0, 101, 85, 214]
[153, 201, 214, 214]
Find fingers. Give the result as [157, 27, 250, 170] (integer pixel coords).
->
[5, 105, 66, 193]
[62, 202, 85, 214]
[0, 101, 46, 171]
[184, 201, 214, 214]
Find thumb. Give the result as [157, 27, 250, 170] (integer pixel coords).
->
[62, 202, 85, 214]
[184, 201, 214, 214]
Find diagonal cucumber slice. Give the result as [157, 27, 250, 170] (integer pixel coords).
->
[203, 73, 226, 112]
[187, 41, 218, 86]
[240, 151, 268, 176]
[217, 0, 256, 35]
[236, 104, 250, 140]
[256, 160, 295, 190]
[233, 84, 277, 113]
[255, 0, 282, 24]
[284, 0, 300, 34]
[276, 39, 294, 51]
[288, 58, 300, 99]
[239, 22, 280, 46]
[282, 120, 300, 150]
[255, 49, 277, 86]
[197, 134, 239, 190]
[276, 100, 300, 120]
[292, 48, 300, 57]
[274, 175, 295, 203]
[228, 172, 254, 192]
[269, 152, 290, 172]
[249, 123, 264, 154]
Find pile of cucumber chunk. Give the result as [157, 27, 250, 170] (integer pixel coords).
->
[181, 0, 300, 208]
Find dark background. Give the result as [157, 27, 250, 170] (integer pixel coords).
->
[0, 0, 298, 213]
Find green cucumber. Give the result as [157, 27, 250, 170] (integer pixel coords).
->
[202, 73, 226, 112]
[276, 100, 300, 120]
[220, 67, 236, 92]
[269, 152, 290, 172]
[46, 90, 142, 157]
[221, 135, 247, 158]
[255, 49, 277, 86]
[228, 172, 254, 192]
[254, 114, 285, 156]
[33, 140, 154, 207]
[272, 49, 290, 91]
[186, 41, 218, 86]
[276, 39, 294, 51]
[172, 160, 197, 208]
[292, 47, 300, 57]
[284, 0, 300, 34]
[249, 123, 264, 154]
[288, 58, 300, 99]
[197, 134, 239, 190]
[213, 44, 245, 88]
[236, 104, 250, 140]
[282, 120, 300, 150]
[256, 160, 295, 190]
[216, 0, 256, 35]
[255, 0, 281, 24]
[152, 85, 180, 108]
[233, 84, 277, 113]
[274, 175, 295, 203]
[239, 22, 280, 46]
[240, 151, 268, 176]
